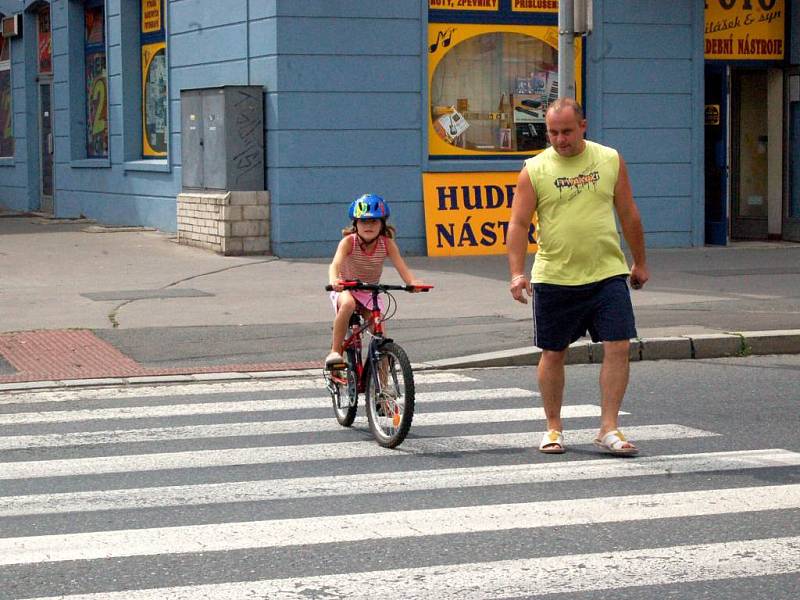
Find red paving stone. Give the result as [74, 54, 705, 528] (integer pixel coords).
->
[0, 330, 318, 384]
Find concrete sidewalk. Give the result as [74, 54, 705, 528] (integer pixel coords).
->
[1, 211, 799, 389]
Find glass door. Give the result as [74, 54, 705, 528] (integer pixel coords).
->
[38, 83, 54, 214]
[37, 4, 54, 214]
[730, 69, 769, 240]
[785, 67, 800, 242]
[704, 64, 728, 245]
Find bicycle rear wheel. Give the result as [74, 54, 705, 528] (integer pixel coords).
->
[330, 348, 358, 427]
[365, 342, 415, 448]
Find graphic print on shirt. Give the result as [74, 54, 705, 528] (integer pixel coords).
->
[553, 164, 601, 201]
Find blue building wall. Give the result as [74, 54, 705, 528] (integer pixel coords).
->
[266, 1, 424, 257]
[585, 0, 705, 249]
[0, 1, 757, 257]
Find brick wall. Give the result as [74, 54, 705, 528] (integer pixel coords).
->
[177, 191, 270, 256]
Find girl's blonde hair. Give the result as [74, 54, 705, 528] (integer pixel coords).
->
[342, 218, 396, 239]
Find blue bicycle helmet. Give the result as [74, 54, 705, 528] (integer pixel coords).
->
[348, 194, 390, 220]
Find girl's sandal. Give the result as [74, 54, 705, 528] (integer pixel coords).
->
[593, 429, 639, 456]
[539, 429, 565, 454]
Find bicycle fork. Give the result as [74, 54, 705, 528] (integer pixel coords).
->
[368, 340, 402, 426]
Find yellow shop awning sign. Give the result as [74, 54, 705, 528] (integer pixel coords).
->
[704, 0, 784, 60]
[423, 172, 538, 257]
[429, 0, 499, 10]
[428, 0, 558, 11]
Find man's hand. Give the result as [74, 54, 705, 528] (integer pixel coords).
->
[510, 275, 532, 304]
[629, 264, 650, 290]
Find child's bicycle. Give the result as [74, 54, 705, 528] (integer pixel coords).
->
[323, 280, 433, 448]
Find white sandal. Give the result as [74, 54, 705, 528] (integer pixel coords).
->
[593, 429, 639, 456]
[539, 429, 565, 454]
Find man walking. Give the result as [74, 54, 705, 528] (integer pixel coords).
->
[507, 98, 649, 456]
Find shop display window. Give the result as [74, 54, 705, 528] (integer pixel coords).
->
[0, 35, 12, 157]
[140, 0, 167, 157]
[84, 1, 108, 158]
[37, 5, 52, 75]
[428, 4, 581, 159]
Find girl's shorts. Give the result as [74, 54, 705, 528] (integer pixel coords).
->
[532, 275, 637, 351]
[330, 290, 386, 314]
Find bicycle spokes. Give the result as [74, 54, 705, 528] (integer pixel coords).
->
[325, 352, 358, 428]
[366, 343, 415, 448]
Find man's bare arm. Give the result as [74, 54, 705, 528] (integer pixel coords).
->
[613, 155, 649, 288]
[507, 166, 537, 303]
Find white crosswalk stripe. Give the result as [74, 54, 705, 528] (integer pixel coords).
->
[0, 387, 535, 425]
[0, 424, 716, 480]
[1, 372, 797, 599]
[3, 484, 799, 566]
[2, 449, 795, 518]
[26, 537, 800, 600]
[0, 372, 476, 406]
[0, 404, 612, 450]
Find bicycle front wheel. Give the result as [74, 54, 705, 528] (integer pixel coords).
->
[365, 342, 415, 448]
[331, 348, 358, 427]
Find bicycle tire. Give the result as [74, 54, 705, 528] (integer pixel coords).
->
[331, 348, 358, 427]
[365, 342, 415, 448]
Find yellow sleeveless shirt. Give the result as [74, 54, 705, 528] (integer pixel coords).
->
[524, 140, 630, 285]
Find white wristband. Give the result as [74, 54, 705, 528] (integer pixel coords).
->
[510, 274, 527, 283]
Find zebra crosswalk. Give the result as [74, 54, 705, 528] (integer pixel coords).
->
[0, 369, 798, 599]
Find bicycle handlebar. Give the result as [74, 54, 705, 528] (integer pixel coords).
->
[325, 280, 433, 293]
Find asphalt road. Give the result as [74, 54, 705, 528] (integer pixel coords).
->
[0, 354, 798, 599]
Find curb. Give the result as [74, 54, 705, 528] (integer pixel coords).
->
[415, 330, 800, 370]
[0, 369, 321, 393]
[0, 330, 798, 393]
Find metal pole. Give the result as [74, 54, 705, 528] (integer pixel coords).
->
[558, 0, 576, 100]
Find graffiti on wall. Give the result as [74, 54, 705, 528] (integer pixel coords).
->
[232, 90, 263, 186]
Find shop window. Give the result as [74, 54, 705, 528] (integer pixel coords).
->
[119, 0, 168, 164]
[84, 1, 108, 158]
[140, 0, 167, 158]
[0, 34, 13, 157]
[428, 4, 581, 159]
[37, 4, 52, 75]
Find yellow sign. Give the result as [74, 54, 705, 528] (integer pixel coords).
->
[705, 104, 721, 125]
[142, 0, 162, 34]
[428, 23, 580, 157]
[428, 0, 499, 10]
[704, 0, 784, 60]
[423, 172, 537, 256]
[511, 0, 559, 13]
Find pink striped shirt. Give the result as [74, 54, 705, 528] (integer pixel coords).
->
[340, 233, 387, 284]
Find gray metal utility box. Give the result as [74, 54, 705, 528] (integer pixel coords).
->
[180, 86, 264, 191]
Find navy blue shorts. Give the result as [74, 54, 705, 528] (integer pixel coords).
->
[532, 275, 637, 351]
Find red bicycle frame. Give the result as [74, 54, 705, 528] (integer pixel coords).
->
[339, 286, 383, 394]
[330, 280, 432, 393]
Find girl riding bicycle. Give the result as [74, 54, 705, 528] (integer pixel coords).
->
[326, 194, 427, 368]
